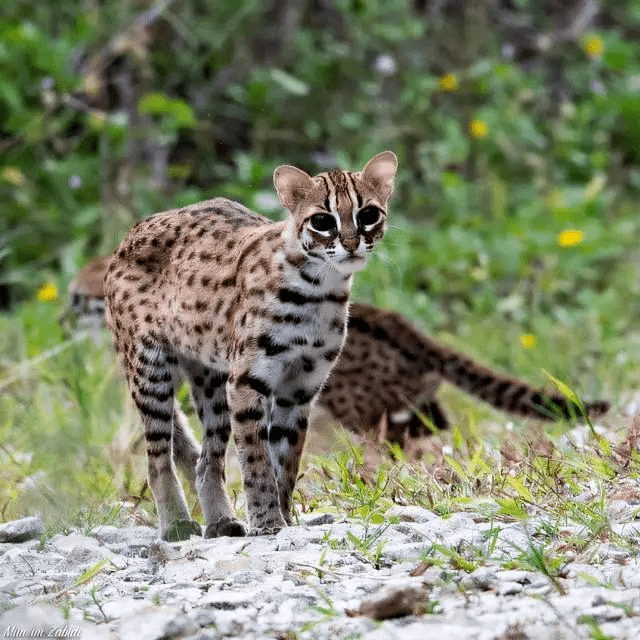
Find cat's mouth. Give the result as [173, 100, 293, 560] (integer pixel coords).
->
[335, 254, 367, 273]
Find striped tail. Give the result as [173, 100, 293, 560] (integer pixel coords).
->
[427, 344, 609, 421]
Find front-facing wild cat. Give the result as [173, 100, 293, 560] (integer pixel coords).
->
[105, 151, 397, 540]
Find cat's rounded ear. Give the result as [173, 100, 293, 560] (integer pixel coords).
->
[361, 151, 397, 203]
[273, 165, 314, 211]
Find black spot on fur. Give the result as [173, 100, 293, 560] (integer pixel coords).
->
[236, 372, 271, 397]
[257, 333, 290, 356]
[293, 388, 314, 405]
[269, 426, 298, 446]
[235, 408, 264, 422]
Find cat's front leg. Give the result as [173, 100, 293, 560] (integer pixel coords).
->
[267, 389, 316, 525]
[227, 367, 287, 535]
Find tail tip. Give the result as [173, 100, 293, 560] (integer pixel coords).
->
[585, 399, 610, 418]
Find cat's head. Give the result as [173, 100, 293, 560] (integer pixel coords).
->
[274, 151, 397, 275]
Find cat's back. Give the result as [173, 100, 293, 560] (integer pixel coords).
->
[105, 198, 276, 288]
[104, 197, 286, 348]
[113, 198, 268, 265]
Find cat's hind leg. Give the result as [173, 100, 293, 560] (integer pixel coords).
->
[128, 338, 201, 541]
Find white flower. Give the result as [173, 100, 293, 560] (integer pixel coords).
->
[373, 54, 397, 76]
[501, 42, 515, 60]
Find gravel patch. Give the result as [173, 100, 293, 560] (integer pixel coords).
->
[1, 508, 639, 639]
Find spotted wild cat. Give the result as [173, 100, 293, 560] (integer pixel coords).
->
[70, 261, 609, 454]
[104, 151, 398, 540]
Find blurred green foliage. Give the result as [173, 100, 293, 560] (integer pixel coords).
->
[3, 0, 640, 527]
[2, 0, 640, 369]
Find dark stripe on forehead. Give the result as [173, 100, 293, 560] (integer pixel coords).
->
[327, 169, 355, 215]
[319, 174, 331, 211]
[346, 172, 362, 208]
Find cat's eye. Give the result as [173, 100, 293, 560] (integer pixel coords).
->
[309, 213, 337, 233]
[357, 206, 382, 228]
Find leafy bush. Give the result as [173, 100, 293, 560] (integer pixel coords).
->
[2, 0, 640, 372]
[3, 0, 640, 531]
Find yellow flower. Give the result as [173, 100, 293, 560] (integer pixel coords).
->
[439, 73, 457, 92]
[520, 334, 536, 349]
[583, 35, 604, 58]
[1, 166, 25, 187]
[37, 282, 58, 302]
[557, 229, 583, 248]
[469, 119, 488, 139]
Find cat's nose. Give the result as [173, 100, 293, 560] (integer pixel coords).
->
[341, 236, 360, 253]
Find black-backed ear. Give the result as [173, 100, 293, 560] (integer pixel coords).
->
[273, 165, 314, 211]
[360, 151, 397, 203]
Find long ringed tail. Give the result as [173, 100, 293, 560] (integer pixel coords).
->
[427, 344, 609, 421]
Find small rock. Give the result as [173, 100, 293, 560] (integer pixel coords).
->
[493, 525, 531, 557]
[205, 608, 254, 637]
[229, 570, 267, 585]
[304, 513, 335, 526]
[50, 532, 100, 552]
[496, 623, 529, 640]
[91, 525, 159, 556]
[147, 539, 177, 569]
[119, 606, 198, 640]
[211, 556, 263, 576]
[466, 566, 499, 591]
[183, 631, 221, 640]
[387, 506, 437, 523]
[102, 597, 151, 621]
[497, 581, 523, 595]
[90, 524, 122, 543]
[0, 516, 43, 543]
[0, 604, 65, 631]
[201, 588, 258, 610]
[582, 605, 624, 623]
[346, 584, 430, 620]
[381, 543, 424, 562]
[494, 570, 535, 584]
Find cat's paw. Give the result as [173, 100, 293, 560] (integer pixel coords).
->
[248, 516, 287, 536]
[164, 519, 202, 542]
[204, 517, 247, 538]
[248, 524, 285, 536]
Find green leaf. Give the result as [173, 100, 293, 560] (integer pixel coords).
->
[452, 425, 464, 452]
[169, 100, 197, 127]
[138, 91, 169, 114]
[467, 446, 485, 477]
[506, 476, 533, 502]
[270, 69, 309, 96]
[137, 93, 196, 127]
[541, 369, 583, 410]
[74, 558, 108, 586]
[496, 498, 528, 519]
[444, 455, 466, 481]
